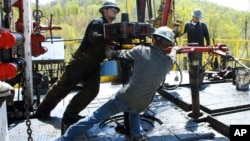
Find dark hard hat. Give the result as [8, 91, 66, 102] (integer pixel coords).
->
[99, 0, 120, 13]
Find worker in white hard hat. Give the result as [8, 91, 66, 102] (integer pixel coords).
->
[183, 8, 210, 68]
[35, 0, 120, 134]
[56, 26, 182, 141]
[99, 0, 120, 14]
[192, 9, 202, 19]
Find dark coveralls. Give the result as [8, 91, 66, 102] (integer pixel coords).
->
[183, 20, 210, 67]
[36, 16, 113, 124]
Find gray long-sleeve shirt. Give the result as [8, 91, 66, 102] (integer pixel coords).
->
[113, 45, 175, 111]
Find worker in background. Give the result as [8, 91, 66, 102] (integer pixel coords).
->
[183, 9, 210, 68]
[55, 26, 182, 141]
[34, 0, 120, 133]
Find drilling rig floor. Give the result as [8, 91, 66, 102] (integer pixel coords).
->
[7, 70, 250, 141]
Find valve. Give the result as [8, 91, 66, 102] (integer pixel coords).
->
[0, 28, 25, 80]
[0, 28, 24, 62]
[0, 28, 19, 49]
[38, 14, 62, 43]
[0, 58, 25, 80]
[31, 33, 47, 57]
[13, 0, 62, 57]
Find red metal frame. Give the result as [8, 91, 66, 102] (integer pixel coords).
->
[165, 43, 229, 56]
[161, 0, 173, 26]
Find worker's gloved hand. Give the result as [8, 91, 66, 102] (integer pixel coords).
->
[171, 46, 183, 53]
[0, 81, 14, 94]
[105, 46, 114, 60]
[113, 42, 121, 50]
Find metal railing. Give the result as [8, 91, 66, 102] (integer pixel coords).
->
[176, 38, 250, 71]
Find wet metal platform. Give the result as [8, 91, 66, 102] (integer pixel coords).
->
[159, 71, 250, 139]
[7, 79, 233, 141]
[159, 82, 250, 113]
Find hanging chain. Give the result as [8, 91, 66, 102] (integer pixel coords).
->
[35, 0, 40, 23]
[33, 0, 43, 33]
[21, 71, 33, 141]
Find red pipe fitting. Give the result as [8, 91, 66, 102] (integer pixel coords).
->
[0, 63, 18, 80]
[165, 44, 228, 56]
[0, 29, 16, 49]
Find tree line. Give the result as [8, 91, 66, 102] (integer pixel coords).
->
[29, 0, 250, 61]
[36, 0, 249, 40]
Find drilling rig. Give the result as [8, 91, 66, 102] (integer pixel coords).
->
[104, 0, 184, 46]
[102, 0, 232, 134]
[0, 0, 61, 125]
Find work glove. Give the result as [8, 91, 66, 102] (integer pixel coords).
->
[168, 46, 182, 59]
[105, 46, 114, 60]
[171, 46, 183, 53]
[0, 81, 14, 95]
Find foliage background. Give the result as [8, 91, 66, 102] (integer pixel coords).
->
[26, 0, 250, 61]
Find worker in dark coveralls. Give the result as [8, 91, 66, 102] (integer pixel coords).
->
[35, 0, 120, 132]
[55, 26, 182, 141]
[183, 9, 210, 67]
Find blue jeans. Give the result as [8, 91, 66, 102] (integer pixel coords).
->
[56, 98, 142, 141]
[198, 53, 203, 68]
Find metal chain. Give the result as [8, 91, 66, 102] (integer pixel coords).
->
[33, 0, 42, 33]
[35, 0, 40, 23]
[21, 71, 33, 141]
[36, 0, 39, 11]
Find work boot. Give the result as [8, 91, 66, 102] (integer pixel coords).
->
[130, 135, 148, 141]
[61, 115, 85, 135]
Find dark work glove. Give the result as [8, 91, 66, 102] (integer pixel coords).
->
[105, 46, 114, 60]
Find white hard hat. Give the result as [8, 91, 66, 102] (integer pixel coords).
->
[192, 9, 202, 19]
[152, 26, 175, 44]
[99, 0, 120, 13]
